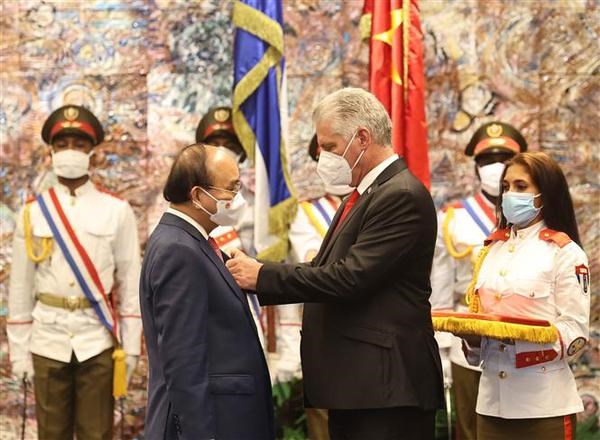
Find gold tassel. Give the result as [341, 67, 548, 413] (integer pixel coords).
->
[112, 348, 127, 399]
[465, 246, 491, 313]
[432, 315, 559, 344]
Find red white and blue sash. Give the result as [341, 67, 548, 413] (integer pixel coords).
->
[301, 196, 341, 238]
[36, 188, 119, 340]
[460, 193, 496, 237]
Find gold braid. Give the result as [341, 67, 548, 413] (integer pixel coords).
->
[442, 206, 473, 259]
[465, 245, 491, 313]
[24, 202, 53, 263]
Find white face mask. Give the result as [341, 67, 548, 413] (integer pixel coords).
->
[324, 183, 353, 196]
[52, 149, 92, 178]
[478, 162, 506, 197]
[316, 130, 364, 188]
[193, 187, 247, 227]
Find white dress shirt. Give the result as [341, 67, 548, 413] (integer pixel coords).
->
[356, 154, 399, 195]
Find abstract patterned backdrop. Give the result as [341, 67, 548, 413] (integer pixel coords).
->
[0, 0, 598, 438]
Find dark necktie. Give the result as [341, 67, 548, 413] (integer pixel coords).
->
[333, 190, 360, 233]
[207, 237, 224, 262]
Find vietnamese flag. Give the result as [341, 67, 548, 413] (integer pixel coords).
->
[361, 0, 430, 189]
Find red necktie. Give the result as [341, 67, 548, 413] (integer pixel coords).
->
[333, 190, 360, 233]
[207, 237, 224, 262]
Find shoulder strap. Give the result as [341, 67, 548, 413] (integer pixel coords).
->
[484, 228, 511, 246]
[539, 228, 572, 248]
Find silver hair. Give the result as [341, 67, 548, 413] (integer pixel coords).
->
[312, 87, 392, 147]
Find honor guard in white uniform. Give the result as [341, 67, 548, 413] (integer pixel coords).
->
[469, 224, 589, 419]
[196, 107, 266, 350]
[430, 122, 527, 439]
[7, 105, 142, 440]
[461, 150, 590, 438]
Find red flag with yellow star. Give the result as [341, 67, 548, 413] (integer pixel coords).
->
[361, 0, 430, 188]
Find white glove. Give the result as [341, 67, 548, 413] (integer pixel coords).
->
[125, 355, 139, 385]
[441, 357, 452, 387]
[12, 358, 34, 382]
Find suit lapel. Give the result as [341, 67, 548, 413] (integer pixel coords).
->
[316, 192, 370, 265]
[313, 198, 346, 265]
[314, 158, 407, 265]
[160, 214, 249, 308]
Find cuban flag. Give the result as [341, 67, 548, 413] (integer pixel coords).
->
[232, 0, 296, 262]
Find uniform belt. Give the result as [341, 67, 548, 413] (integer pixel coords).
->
[36, 293, 92, 311]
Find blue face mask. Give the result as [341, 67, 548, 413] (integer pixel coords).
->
[501, 192, 542, 227]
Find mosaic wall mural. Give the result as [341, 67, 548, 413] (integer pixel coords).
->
[0, 0, 598, 438]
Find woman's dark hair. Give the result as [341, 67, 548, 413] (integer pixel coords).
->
[497, 152, 581, 246]
[163, 143, 211, 204]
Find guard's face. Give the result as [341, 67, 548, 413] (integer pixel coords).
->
[205, 135, 245, 161]
[474, 151, 514, 167]
[51, 135, 94, 155]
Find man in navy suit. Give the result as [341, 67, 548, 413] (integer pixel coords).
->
[140, 144, 274, 440]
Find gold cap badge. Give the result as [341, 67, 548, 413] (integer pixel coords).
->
[214, 109, 230, 122]
[63, 107, 79, 121]
[486, 123, 503, 138]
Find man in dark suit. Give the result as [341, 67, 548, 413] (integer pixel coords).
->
[227, 88, 444, 440]
[140, 144, 274, 440]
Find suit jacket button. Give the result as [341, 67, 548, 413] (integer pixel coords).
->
[498, 371, 507, 379]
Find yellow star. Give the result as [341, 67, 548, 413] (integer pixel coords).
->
[372, 9, 403, 85]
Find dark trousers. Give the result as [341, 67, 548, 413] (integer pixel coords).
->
[477, 414, 577, 440]
[32, 348, 114, 440]
[451, 362, 481, 440]
[328, 407, 436, 440]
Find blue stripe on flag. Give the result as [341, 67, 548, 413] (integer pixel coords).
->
[36, 195, 114, 333]
[234, 0, 290, 208]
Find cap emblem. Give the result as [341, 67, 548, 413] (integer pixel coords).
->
[486, 123, 503, 138]
[214, 109, 230, 122]
[64, 107, 79, 121]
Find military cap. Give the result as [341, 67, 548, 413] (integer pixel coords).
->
[308, 134, 319, 162]
[464, 121, 527, 157]
[196, 106, 246, 160]
[41, 105, 104, 146]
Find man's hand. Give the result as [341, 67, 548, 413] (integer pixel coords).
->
[225, 249, 263, 291]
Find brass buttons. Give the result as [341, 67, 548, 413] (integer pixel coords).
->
[499, 371, 507, 379]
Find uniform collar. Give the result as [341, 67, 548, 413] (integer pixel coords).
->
[511, 220, 546, 240]
[55, 180, 94, 197]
